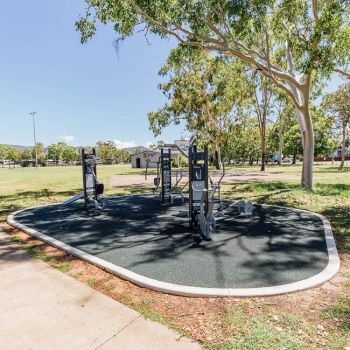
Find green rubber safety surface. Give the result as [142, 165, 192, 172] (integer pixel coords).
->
[13, 195, 329, 288]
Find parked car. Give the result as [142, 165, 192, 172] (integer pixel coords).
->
[281, 157, 292, 164]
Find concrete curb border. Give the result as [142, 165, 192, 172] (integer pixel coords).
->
[7, 203, 340, 297]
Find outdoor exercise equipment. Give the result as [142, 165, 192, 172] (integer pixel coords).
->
[188, 143, 253, 242]
[143, 141, 253, 242]
[145, 158, 161, 195]
[63, 148, 104, 212]
[161, 144, 188, 203]
[188, 144, 215, 240]
[160, 148, 172, 202]
[145, 148, 186, 203]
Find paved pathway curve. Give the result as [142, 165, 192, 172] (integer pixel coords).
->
[0, 231, 201, 350]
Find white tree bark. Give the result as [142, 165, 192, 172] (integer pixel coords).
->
[339, 122, 347, 171]
[215, 143, 222, 170]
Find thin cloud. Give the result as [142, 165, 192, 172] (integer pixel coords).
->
[114, 139, 137, 149]
[58, 136, 75, 143]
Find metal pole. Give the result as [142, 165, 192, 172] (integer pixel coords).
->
[29, 112, 38, 170]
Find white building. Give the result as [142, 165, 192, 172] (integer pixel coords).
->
[131, 150, 161, 168]
[174, 139, 189, 152]
[130, 139, 189, 169]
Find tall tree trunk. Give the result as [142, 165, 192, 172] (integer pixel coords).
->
[339, 122, 347, 171]
[215, 143, 222, 170]
[261, 136, 266, 171]
[293, 154, 297, 165]
[300, 106, 314, 190]
[278, 116, 283, 166]
[285, 42, 314, 189]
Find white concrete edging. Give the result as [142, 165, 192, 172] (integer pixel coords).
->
[7, 204, 340, 297]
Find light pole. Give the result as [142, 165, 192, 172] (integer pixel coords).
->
[29, 112, 38, 170]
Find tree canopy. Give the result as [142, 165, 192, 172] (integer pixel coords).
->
[148, 47, 248, 168]
[77, 0, 350, 188]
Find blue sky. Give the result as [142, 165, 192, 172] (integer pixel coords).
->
[0, 0, 183, 148]
[0, 1, 343, 148]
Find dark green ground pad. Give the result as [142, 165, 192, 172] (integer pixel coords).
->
[13, 195, 329, 288]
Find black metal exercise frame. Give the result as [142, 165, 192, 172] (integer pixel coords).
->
[188, 144, 208, 230]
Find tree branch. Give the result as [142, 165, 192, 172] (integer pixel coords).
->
[130, 1, 303, 98]
[334, 69, 350, 79]
[312, 0, 320, 23]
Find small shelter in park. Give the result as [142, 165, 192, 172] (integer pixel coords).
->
[131, 150, 161, 168]
[130, 139, 189, 169]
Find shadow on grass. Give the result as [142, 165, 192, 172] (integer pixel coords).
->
[314, 166, 350, 173]
[224, 182, 350, 252]
[224, 182, 296, 207]
[228, 182, 350, 199]
[108, 184, 151, 196]
[314, 183, 350, 196]
[0, 186, 152, 219]
[322, 206, 350, 252]
[229, 181, 298, 193]
[0, 188, 81, 218]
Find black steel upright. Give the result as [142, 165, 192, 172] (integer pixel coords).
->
[161, 148, 172, 202]
[82, 148, 97, 210]
[189, 144, 208, 229]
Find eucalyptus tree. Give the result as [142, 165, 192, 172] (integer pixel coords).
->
[283, 106, 336, 163]
[62, 146, 80, 164]
[225, 115, 261, 165]
[246, 73, 274, 171]
[0, 145, 7, 160]
[47, 142, 68, 164]
[322, 82, 350, 170]
[21, 148, 33, 161]
[271, 92, 295, 165]
[96, 141, 116, 162]
[5, 147, 21, 163]
[148, 48, 248, 169]
[77, 0, 350, 189]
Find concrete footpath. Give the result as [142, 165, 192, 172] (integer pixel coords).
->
[0, 231, 201, 350]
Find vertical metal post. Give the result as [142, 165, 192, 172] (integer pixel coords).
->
[203, 145, 209, 216]
[161, 148, 164, 202]
[82, 148, 88, 210]
[29, 112, 38, 169]
[189, 145, 193, 229]
[92, 148, 98, 203]
[160, 148, 171, 202]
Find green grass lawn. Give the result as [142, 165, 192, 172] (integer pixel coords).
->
[0, 164, 149, 219]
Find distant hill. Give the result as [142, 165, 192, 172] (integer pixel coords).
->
[124, 146, 150, 154]
[1, 144, 32, 151]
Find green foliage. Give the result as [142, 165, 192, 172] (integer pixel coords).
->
[221, 115, 261, 164]
[76, 0, 350, 187]
[95, 141, 131, 163]
[271, 105, 337, 159]
[21, 148, 33, 160]
[313, 108, 338, 158]
[148, 48, 248, 163]
[76, 1, 350, 78]
[322, 81, 350, 168]
[323, 81, 350, 127]
[47, 142, 80, 164]
[0, 145, 23, 162]
[5, 146, 21, 162]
